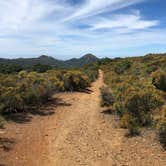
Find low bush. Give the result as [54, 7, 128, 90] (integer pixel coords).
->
[124, 88, 164, 126]
[1, 87, 24, 112]
[82, 64, 99, 82]
[158, 120, 166, 149]
[113, 83, 133, 116]
[100, 86, 114, 107]
[127, 117, 140, 136]
[0, 69, 93, 115]
[114, 60, 131, 74]
[21, 88, 40, 106]
[63, 71, 90, 91]
[0, 115, 5, 128]
[120, 113, 130, 128]
[120, 113, 140, 136]
[152, 70, 166, 91]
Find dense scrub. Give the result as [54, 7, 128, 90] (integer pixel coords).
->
[0, 64, 23, 74]
[0, 66, 98, 127]
[101, 54, 166, 145]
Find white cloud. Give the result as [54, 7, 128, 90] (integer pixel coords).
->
[0, 0, 149, 36]
[90, 12, 159, 31]
[65, 0, 145, 20]
[0, 0, 70, 34]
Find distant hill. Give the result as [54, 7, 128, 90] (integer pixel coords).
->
[0, 54, 99, 69]
[64, 54, 98, 68]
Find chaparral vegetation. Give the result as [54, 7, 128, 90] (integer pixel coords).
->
[100, 53, 166, 148]
[0, 62, 98, 127]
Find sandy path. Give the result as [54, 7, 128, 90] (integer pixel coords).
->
[46, 70, 111, 166]
[0, 70, 166, 166]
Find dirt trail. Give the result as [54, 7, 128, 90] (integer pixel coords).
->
[0, 70, 166, 166]
[45, 70, 166, 166]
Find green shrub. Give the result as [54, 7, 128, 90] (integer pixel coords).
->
[145, 66, 154, 75]
[114, 60, 131, 74]
[124, 88, 164, 126]
[127, 117, 140, 136]
[1, 87, 24, 112]
[63, 71, 90, 91]
[113, 102, 125, 117]
[33, 63, 52, 73]
[100, 86, 114, 107]
[0, 64, 23, 74]
[120, 113, 140, 136]
[45, 72, 64, 91]
[98, 58, 113, 65]
[0, 115, 5, 128]
[0, 68, 96, 124]
[0, 100, 5, 127]
[120, 113, 130, 128]
[22, 88, 40, 106]
[101, 54, 166, 139]
[82, 64, 99, 82]
[152, 70, 166, 91]
[113, 82, 133, 116]
[158, 120, 166, 149]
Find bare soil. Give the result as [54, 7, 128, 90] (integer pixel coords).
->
[0, 71, 165, 166]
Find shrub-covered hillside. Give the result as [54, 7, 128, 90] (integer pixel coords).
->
[0, 54, 98, 72]
[100, 53, 166, 148]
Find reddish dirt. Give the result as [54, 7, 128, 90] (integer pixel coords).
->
[0, 70, 166, 166]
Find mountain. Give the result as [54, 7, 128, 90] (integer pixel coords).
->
[0, 54, 98, 69]
[64, 54, 98, 68]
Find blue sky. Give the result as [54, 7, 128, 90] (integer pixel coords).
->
[0, 0, 166, 59]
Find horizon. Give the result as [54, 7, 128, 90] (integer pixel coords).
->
[0, 0, 166, 59]
[1, 52, 166, 61]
